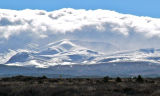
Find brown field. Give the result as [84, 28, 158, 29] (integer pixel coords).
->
[0, 75, 160, 96]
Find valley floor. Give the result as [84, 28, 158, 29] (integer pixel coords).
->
[0, 76, 160, 96]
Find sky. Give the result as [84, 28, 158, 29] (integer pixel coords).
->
[0, 0, 160, 18]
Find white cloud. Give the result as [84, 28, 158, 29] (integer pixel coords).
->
[0, 8, 160, 39]
[1, 8, 160, 52]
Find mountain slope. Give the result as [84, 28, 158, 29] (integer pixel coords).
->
[95, 48, 160, 64]
[5, 39, 101, 68]
[1, 40, 160, 77]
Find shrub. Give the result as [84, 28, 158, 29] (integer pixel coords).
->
[41, 75, 47, 79]
[116, 77, 122, 82]
[136, 75, 144, 83]
[103, 76, 110, 82]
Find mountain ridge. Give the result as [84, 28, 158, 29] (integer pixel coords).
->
[1, 39, 160, 69]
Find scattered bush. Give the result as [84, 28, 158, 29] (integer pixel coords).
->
[0, 75, 159, 96]
[136, 75, 144, 83]
[103, 76, 110, 82]
[116, 77, 122, 82]
[41, 75, 47, 79]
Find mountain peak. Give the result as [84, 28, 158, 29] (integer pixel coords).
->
[58, 39, 75, 46]
[48, 39, 85, 51]
[48, 39, 73, 46]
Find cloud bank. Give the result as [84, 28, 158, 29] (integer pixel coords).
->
[0, 8, 160, 39]
[0, 8, 160, 52]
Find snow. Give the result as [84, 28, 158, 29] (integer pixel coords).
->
[3, 39, 100, 68]
[1, 39, 160, 68]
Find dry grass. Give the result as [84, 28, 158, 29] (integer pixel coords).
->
[0, 76, 159, 96]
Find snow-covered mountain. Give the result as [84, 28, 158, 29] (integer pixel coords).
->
[2, 39, 160, 68]
[96, 48, 160, 64]
[4, 39, 101, 68]
[1, 39, 160, 77]
[70, 40, 118, 53]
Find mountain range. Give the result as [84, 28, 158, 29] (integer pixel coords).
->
[0, 39, 160, 77]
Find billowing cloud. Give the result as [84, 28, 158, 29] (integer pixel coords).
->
[0, 8, 160, 39]
[0, 8, 160, 52]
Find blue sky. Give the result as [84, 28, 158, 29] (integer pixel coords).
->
[0, 0, 159, 18]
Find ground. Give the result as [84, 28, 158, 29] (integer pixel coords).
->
[0, 76, 160, 96]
